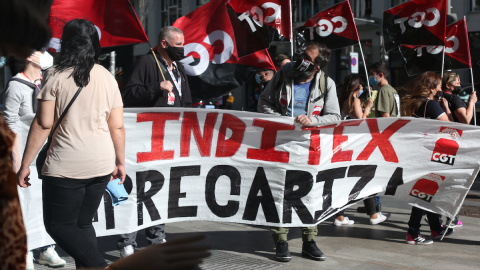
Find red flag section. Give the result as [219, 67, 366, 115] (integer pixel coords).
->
[298, 0, 359, 50]
[383, 0, 447, 52]
[173, 0, 275, 99]
[400, 17, 472, 75]
[47, 0, 148, 52]
[227, 0, 292, 40]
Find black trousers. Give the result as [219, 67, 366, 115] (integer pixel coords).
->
[407, 206, 442, 236]
[42, 174, 110, 268]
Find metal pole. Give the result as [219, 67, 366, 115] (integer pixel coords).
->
[109, 51, 116, 75]
[441, 46, 445, 78]
[471, 67, 476, 126]
[290, 0, 294, 118]
[358, 41, 371, 98]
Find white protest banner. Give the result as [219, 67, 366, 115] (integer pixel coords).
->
[16, 108, 480, 249]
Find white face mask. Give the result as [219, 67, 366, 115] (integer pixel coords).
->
[31, 51, 54, 70]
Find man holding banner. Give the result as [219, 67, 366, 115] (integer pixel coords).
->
[258, 41, 340, 262]
[118, 26, 192, 258]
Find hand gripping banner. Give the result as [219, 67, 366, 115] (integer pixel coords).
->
[17, 109, 480, 249]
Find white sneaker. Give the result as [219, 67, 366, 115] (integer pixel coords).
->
[370, 212, 391, 225]
[334, 217, 355, 226]
[38, 245, 66, 267]
[26, 251, 34, 270]
[120, 245, 134, 258]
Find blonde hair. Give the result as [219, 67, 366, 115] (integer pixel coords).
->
[442, 71, 459, 91]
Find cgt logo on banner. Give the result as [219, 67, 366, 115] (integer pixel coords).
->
[16, 109, 480, 250]
[431, 127, 462, 165]
[409, 173, 445, 202]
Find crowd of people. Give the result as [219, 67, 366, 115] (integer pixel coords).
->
[1, 0, 477, 269]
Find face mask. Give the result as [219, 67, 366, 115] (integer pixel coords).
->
[368, 75, 379, 87]
[31, 51, 53, 70]
[255, 73, 263, 84]
[165, 42, 185, 61]
[453, 86, 462, 94]
[0, 56, 5, 68]
[358, 89, 364, 97]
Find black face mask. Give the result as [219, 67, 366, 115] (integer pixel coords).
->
[292, 53, 316, 72]
[435, 90, 443, 101]
[453, 86, 462, 94]
[165, 42, 185, 61]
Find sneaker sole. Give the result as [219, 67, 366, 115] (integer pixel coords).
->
[406, 240, 433, 245]
[301, 251, 326, 261]
[275, 256, 291, 262]
[37, 259, 66, 267]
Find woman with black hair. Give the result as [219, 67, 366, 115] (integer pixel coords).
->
[17, 19, 125, 267]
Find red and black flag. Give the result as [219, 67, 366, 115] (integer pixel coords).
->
[227, 0, 292, 57]
[297, 1, 359, 50]
[46, 0, 148, 52]
[383, 0, 447, 52]
[173, 0, 275, 99]
[400, 17, 471, 75]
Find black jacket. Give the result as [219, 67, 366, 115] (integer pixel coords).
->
[121, 51, 192, 108]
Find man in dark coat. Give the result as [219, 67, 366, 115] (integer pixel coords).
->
[118, 26, 192, 258]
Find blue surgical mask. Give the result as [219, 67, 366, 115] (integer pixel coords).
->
[0, 56, 5, 68]
[368, 75, 379, 87]
[255, 73, 262, 84]
[358, 89, 364, 97]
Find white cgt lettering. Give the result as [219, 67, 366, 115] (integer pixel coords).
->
[315, 16, 347, 37]
[180, 31, 234, 76]
[394, 8, 440, 34]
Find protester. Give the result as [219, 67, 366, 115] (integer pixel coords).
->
[16, 19, 126, 268]
[434, 71, 477, 228]
[400, 71, 454, 245]
[357, 61, 400, 218]
[258, 41, 340, 262]
[250, 69, 275, 111]
[119, 26, 192, 258]
[3, 53, 65, 269]
[441, 71, 477, 124]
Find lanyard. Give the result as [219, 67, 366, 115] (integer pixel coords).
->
[161, 57, 182, 97]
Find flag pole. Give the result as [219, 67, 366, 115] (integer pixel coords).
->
[148, 42, 166, 81]
[471, 67, 476, 126]
[358, 41, 371, 98]
[290, 3, 294, 118]
[441, 44, 446, 79]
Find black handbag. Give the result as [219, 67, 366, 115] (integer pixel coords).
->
[36, 86, 83, 179]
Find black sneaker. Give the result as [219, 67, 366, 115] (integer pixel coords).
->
[275, 241, 291, 262]
[301, 241, 326, 261]
[431, 227, 454, 240]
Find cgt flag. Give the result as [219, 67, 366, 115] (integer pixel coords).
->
[47, 0, 148, 52]
[227, 0, 292, 57]
[383, 0, 447, 52]
[297, 1, 359, 50]
[173, 0, 275, 99]
[400, 17, 472, 75]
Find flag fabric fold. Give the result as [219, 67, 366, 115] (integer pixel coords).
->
[47, 0, 148, 52]
[297, 0, 359, 50]
[400, 17, 471, 75]
[383, 0, 447, 52]
[173, 0, 275, 99]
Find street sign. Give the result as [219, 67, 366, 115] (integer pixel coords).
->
[350, 52, 358, 74]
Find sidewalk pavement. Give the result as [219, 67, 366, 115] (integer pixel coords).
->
[33, 195, 480, 270]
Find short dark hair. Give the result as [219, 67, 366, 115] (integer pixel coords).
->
[157, 26, 183, 45]
[369, 61, 390, 78]
[305, 41, 331, 69]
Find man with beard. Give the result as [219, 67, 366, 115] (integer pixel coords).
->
[118, 26, 192, 258]
[257, 41, 340, 262]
